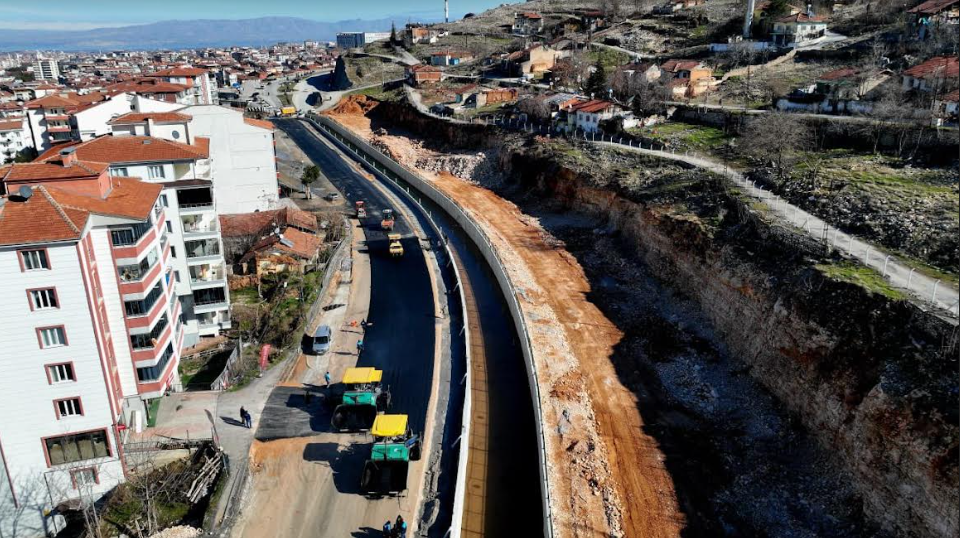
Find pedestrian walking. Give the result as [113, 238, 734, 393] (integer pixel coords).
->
[324, 371, 332, 388]
[356, 339, 364, 355]
[239, 406, 248, 428]
[382, 520, 392, 536]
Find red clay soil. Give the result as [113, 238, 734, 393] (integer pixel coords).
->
[323, 104, 684, 538]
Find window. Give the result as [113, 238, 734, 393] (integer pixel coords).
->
[21, 249, 49, 270]
[117, 248, 159, 282]
[55, 397, 83, 418]
[137, 343, 174, 382]
[170, 246, 176, 258]
[110, 222, 152, 246]
[47, 363, 75, 383]
[70, 468, 98, 489]
[38, 326, 67, 348]
[113, 167, 129, 177]
[174, 270, 181, 283]
[148, 165, 165, 179]
[29, 288, 59, 310]
[165, 221, 173, 233]
[44, 430, 110, 466]
[159, 194, 168, 207]
[130, 314, 168, 350]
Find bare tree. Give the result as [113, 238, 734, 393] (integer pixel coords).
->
[741, 112, 812, 181]
[517, 95, 552, 121]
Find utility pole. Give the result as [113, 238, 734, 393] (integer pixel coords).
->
[445, 0, 449, 23]
[743, 0, 756, 38]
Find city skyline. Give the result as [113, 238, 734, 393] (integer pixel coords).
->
[0, 0, 509, 30]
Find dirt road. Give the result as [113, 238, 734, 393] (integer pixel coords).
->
[322, 98, 685, 538]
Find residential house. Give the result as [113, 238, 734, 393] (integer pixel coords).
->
[430, 51, 475, 67]
[566, 99, 625, 132]
[219, 207, 318, 265]
[0, 117, 29, 162]
[776, 67, 891, 114]
[37, 135, 231, 343]
[239, 227, 323, 276]
[0, 156, 179, 536]
[771, 12, 829, 47]
[451, 84, 479, 103]
[513, 12, 544, 35]
[145, 67, 216, 105]
[502, 44, 562, 77]
[406, 65, 443, 85]
[660, 59, 714, 97]
[936, 89, 959, 125]
[105, 78, 191, 104]
[908, 0, 959, 38]
[405, 25, 440, 45]
[576, 9, 606, 32]
[475, 88, 519, 107]
[901, 55, 960, 93]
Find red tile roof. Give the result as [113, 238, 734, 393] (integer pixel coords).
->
[0, 177, 160, 246]
[0, 119, 22, 131]
[106, 79, 187, 94]
[660, 59, 703, 73]
[518, 12, 542, 19]
[25, 92, 111, 111]
[39, 135, 209, 165]
[818, 67, 859, 81]
[108, 111, 192, 124]
[943, 89, 959, 102]
[903, 56, 960, 79]
[219, 207, 317, 238]
[776, 12, 826, 23]
[147, 67, 209, 77]
[907, 0, 958, 14]
[1, 160, 108, 182]
[244, 227, 321, 260]
[243, 117, 275, 131]
[570, 99, 616, 113]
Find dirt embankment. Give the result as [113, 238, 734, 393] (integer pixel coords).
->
[321, 96, 958, 538]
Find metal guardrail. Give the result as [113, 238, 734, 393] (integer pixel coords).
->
[306, 113, 555, 538]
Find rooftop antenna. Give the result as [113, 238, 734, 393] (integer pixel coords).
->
[445, 0, 449, 23]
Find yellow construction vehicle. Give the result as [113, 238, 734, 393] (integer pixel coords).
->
[388, 233, 403, 257]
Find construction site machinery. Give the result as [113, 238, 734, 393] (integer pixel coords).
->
[356, 200, 367, 219]
[329, 367, 391, 431]
[381, 208, 395, 231]
[388, 233, 404, 257]
[280, 106, 297, 116]
[359, 414, 422, 496]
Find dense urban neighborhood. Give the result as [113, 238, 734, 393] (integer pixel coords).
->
[0, 1, 957, 537]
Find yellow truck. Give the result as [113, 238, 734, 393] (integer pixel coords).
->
[280, 106, 297, 116]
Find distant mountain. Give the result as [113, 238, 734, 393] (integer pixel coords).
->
[0, 16, 415, 51]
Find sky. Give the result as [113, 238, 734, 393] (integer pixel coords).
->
[0, 0, 512, 30]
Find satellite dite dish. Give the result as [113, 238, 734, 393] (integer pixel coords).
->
[18, 186, 33, 199]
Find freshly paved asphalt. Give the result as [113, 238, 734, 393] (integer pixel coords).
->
[266, 118, 436, 437]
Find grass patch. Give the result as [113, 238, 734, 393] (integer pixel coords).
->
[632, 121, 731, 151]
[231, 286, 261, 305]
[816, 261, 907, 300]
[586, 47, 631, 71]
[349, 85, 402, 101]
[146, 398, 161, 428]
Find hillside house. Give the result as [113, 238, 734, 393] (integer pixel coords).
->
[502, 44, 562, 76]
[908, 0, 959, 38]
[901, 56, 959, 93]
[406, 65, 443, 86]
[771, 12, 829, 47]
[513, 12, 544, 35]
[936, 89, 959, 125]
[660, 59, 714, 97]
[430, 51, 475, 66]
[564, 99, 625, 132]
[776, 67, 891, 114]
[476, 88, 519, 107]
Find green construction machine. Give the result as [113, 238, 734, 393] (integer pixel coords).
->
[359, 414, 422, 496]
[329, 367, 391, 431]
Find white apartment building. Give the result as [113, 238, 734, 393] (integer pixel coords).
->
[108, 106, 279, 213]
[145, 67, 216, 105]
[0, 154, 180, 536]
[38, 135, 230, 346]
[0, 117, 28, 162]
[33, 57, 60, 81]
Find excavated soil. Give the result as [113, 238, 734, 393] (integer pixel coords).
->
[324, 101, 683, 538]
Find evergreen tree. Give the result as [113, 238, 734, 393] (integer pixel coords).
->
[584, 60, 607, 98]
[390, 22, 397, 45]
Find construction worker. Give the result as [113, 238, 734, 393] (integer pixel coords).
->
[324, 371, 332, 388]
[382, 520, 392, 536]
[394, 515, 406, 538]
[356, 339, 364, 355]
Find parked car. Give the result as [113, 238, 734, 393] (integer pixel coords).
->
[312, 325, 332, 355]
[324, 192, 341, 202]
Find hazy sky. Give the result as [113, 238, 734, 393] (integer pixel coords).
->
[0, 0, 514, 30]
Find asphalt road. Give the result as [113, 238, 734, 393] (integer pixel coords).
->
[272, 118, 436, 436]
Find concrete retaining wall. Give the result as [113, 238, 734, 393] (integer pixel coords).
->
[306, 113, 555, 538]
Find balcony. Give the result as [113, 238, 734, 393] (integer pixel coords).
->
[130, 314, 169, 350]
[181, 214, 219, 236]
[184, 239, 221, 262]
[111, 222, 154, 247]
[189, 263, 226, 288]
[193, 286, 228, 313]
[177, 187, 214, 214]
[44, 113, 69, 121]
[124, 282, 164, 319]
[117, 248, 160, 283]
[198, 310, 231, 331]
[47, 124, 71, 133]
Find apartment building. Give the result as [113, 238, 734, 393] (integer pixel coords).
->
[37, 135, 230, 345]
[145, 67, 216, 105]
[33, 56, 61, 81]
[0, 153, 179, 535]
[0, 117, 29, 162]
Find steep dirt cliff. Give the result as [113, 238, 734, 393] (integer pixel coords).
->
[502, 141, 959, 538]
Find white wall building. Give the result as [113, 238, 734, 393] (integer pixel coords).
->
[0, 117, 29, 162]
[33, 57, 60, 81]
[0, 155, 179, 536]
